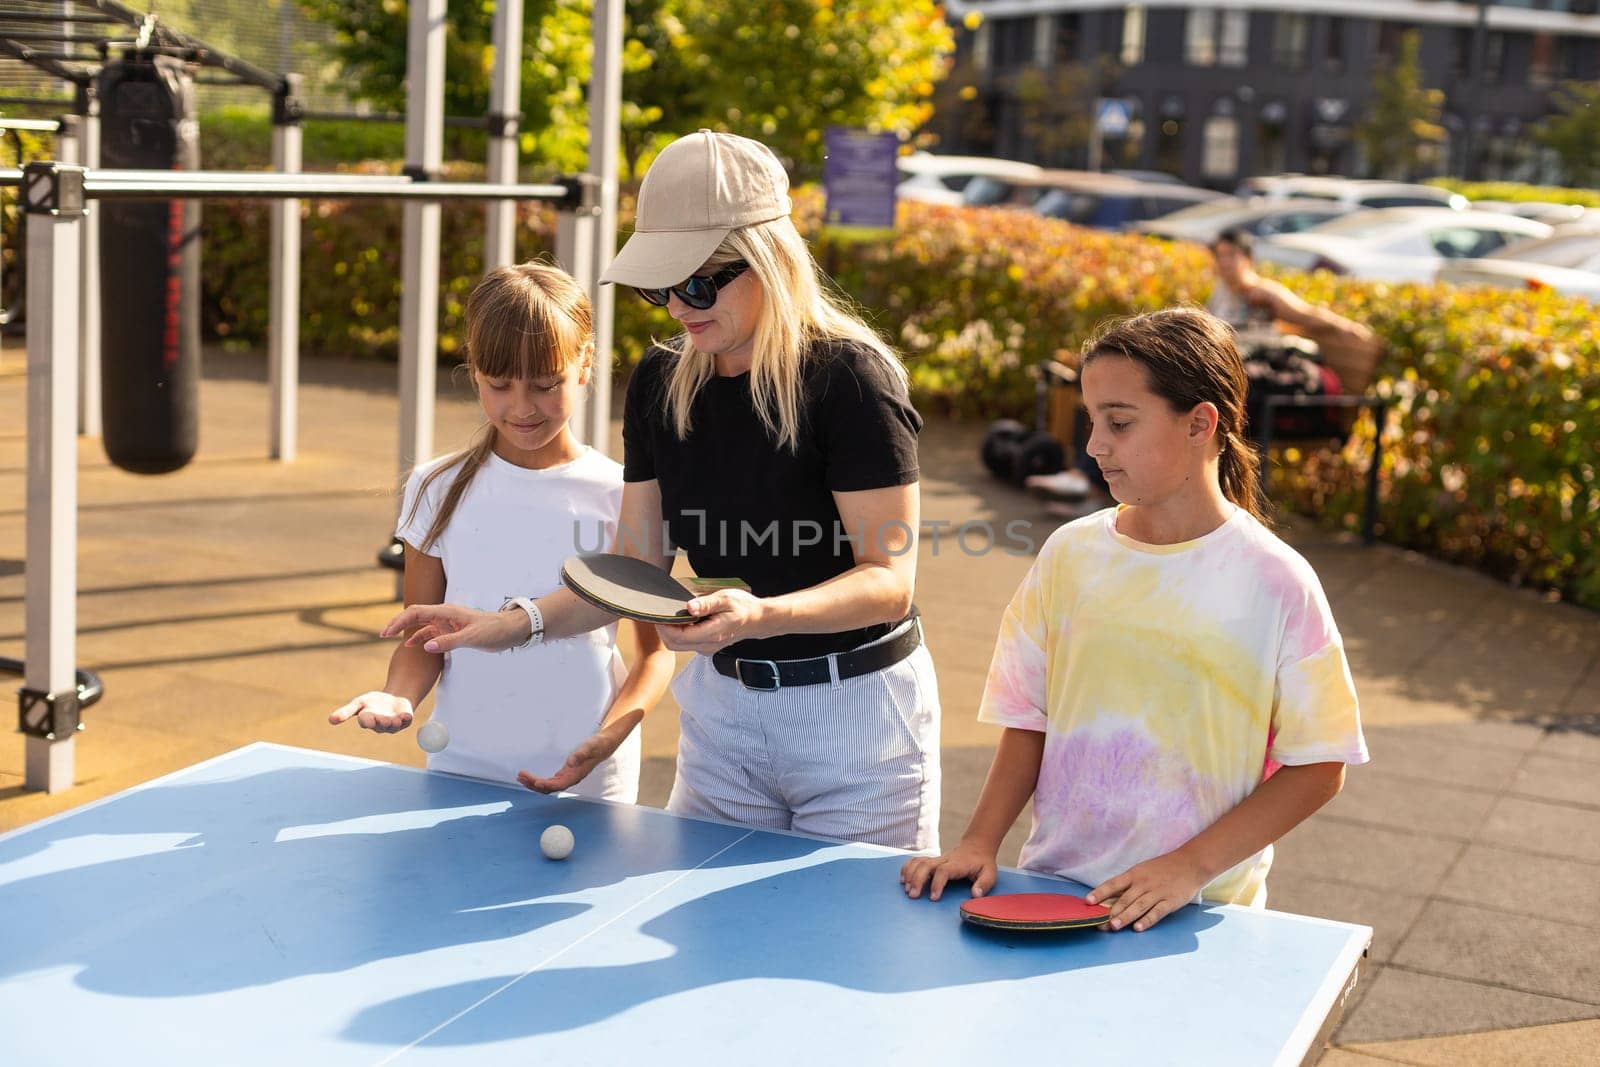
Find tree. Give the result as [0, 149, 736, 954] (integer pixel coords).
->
[1534, 80, 1600, 188]
[1010, 64, 1092, 168]
[653, 0, 952, 174]
[296, 0, 953, 179]
[295, 0, 592, 172]
[1355, 29, 1445, 180]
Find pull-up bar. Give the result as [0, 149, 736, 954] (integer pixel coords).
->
[0, 166, 580, 204]
[15, 158, 601, 796]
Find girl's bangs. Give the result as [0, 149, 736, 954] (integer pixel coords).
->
[471, 307, 579, 381]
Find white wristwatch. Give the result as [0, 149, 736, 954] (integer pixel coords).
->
[500, 596, 545, 648]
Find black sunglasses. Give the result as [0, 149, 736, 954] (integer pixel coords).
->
[634, 261, 750, 310]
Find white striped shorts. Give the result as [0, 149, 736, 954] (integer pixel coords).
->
[666, 619, 942, 852]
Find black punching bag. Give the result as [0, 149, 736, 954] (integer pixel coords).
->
[98, 54, 202, 474]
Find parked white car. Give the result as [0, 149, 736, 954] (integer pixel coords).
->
[1129, 196, 1354, 244]
[1436, 227, 1600, 300]
[1255, 208, 1551, 282]
[1238, 176, 1468, 212]
[1468, 200, 1594, 227]
[896, 153, 1042, 207]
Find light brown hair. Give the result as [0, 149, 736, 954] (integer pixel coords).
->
[404, 263, 594, 551]
[1081, 307, 1269, 524]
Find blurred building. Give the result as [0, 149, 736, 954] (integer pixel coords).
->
[938, 1, 1600, 185]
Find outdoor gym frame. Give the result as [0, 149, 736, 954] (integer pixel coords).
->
[6, 0, 629, 794]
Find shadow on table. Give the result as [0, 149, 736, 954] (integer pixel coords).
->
[340, 829, 1226, 1047]
[0, 762, 672, 997]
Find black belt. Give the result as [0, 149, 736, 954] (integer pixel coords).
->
[712, 616, 923, 691]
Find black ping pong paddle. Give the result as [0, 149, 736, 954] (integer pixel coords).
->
[560, 553, 697, 625]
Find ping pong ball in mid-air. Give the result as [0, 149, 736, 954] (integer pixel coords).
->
[540, 824, 574, 861]
[416, 720, 449, 753]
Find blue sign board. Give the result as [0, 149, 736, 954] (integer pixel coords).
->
[1096, 98, 1133, 137]
[823, 127, 899, 232]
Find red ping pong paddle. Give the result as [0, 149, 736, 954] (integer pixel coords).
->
[560, 553, 697, 625]
[959, 893, 1111, 932]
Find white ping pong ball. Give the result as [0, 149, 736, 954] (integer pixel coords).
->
[416, 720, 450, 753]
[540, 824, 574, 861]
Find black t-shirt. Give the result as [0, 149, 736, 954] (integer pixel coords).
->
[622, 339, 922, 660]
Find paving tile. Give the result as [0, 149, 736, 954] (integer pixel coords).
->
[1478, 796, 1600, 865]
[1274, 816, 1461, 896]
[1344, 1018, 1600, 1067]
[1365, 720, 1546, 763]
[1356, 726, 1529, 793]
[1314, 1050, 1388, 1066]
[1267, 873, 1425, 964]
[1327, 770, 1497, 840]
[1507, 754, 1600, 809]
[1392, 901, 1600, 1006]
[1437, 845, 1600, 926]
[1335, 966, 1596, 1044]
[638, 754, 676, 809]
[1534, 723, 1600, 765]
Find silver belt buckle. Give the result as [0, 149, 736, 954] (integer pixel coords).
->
[734, 658, 781, 691]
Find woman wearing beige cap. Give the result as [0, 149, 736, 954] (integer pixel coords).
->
[385, 130, 940, 851]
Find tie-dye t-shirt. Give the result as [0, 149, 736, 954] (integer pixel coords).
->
[979, 506, 1367, 906]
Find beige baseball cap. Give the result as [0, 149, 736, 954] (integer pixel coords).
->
[600, 129, 792, 288]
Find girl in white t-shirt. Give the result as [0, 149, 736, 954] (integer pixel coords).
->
[901, 307, 1367, 932]
[330, 263, 675, 800]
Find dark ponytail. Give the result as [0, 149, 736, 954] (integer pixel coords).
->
[1082, 307, 1271, 525]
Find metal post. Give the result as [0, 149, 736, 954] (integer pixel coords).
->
[79, 98, 102, 439]
[1464, 0, 1490, 181]
[399, 0, 446, 479]
[554, 192, 595, 445]
[484, 0, 523, 270]
[269, 76, 304, 461]
[585, 0, 623, 455]
[21, 162, 85, 793]
[1364, 400, 1387, 546]
[398, 0, 447, 597]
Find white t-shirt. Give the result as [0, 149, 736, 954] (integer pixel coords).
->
[978, 506, 1367, 906]
[398, 446, 640, 800]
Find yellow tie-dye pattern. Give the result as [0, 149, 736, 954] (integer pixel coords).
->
[978, 508, 1367, 906]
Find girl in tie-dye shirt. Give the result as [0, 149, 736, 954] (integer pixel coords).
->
[903, 307, 1367, 933]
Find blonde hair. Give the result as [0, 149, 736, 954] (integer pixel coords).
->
[659, 217, 906, 451]
[404, 263, 594, 551]
[1082, 307, 1269, 524]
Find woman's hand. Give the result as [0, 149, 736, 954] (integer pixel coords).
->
[899, 840, 1000, 901]
[516, 726, 628, 794]
[659, 589, 773, 655]
[328, 691, 415, 733]
[382, 603, 527, 654]
[1086, 849, 1209, 932]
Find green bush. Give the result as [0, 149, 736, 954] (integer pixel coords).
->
[1427, 177, 1600, 208]
[200, 105, 408, 170]
[1280, 272, 1599, 607]
[200, 160, 560, 356]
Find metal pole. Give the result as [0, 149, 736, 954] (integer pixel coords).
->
[553, 203, 594, 444]
[1464, 0, 1489, 181]
[21, 163, 85, 793]
[400, 0, 446, 479]
[398, 0, 447, 598]
[269, 77, 304, 462]
[585, 0, 623, 455]
[484, 0, 523, 270]
[78, 97, 102, 438]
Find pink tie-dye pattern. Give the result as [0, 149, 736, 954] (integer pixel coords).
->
[1024, 726, 1213, 881]
[983, 624, 1049, 728]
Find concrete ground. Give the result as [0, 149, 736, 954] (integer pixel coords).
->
[2, 347, 1597, 1064]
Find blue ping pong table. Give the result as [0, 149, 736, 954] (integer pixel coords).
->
[1, 743, 1369, 1065]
